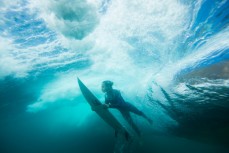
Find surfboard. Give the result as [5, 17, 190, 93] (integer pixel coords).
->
[77, 78, 130, 140]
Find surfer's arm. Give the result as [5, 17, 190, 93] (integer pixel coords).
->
[103, 99, 110, 108]
[108, 91, 126, 108]
[104, 101, 125, 108]
[108, 103, 121, 108]
[104, 98, 120, 108]
[103, 103, 111, 109]
[104, 90, 124, 108]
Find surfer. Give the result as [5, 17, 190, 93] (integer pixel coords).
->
[101, 80, 153, 136]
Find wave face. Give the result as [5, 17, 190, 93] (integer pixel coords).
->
[0, 0, 229, 153]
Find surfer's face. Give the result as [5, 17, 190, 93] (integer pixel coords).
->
[101, 83, 107, 92]
[101, 83, 110, 93]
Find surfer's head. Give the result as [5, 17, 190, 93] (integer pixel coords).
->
[101, 80, 113, 92]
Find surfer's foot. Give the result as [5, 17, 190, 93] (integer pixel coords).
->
[114, 130, 118, 137]
[125, 131, 129, 141]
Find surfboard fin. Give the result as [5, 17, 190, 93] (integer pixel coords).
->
[114, 130, 130, 141]
[125, 130, 129, 141]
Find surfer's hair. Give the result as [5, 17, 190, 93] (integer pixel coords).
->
[102, 80, 113, 87]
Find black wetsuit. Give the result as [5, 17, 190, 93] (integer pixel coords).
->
[105, 89, 144, 136]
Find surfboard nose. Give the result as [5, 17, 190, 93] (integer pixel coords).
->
[77, 77, 83, 85]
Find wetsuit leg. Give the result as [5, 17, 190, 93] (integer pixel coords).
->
[125, 102, 153, 124]
[119, 110, 141, 136]
[125, 102, 144, 116]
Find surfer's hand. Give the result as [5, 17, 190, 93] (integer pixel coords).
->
[103, 104, 109, 109]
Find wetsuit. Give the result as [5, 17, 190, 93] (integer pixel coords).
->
[105, 89, 144, 136]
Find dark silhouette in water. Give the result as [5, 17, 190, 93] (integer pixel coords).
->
[101, 80, 152, 136]
[148, 81, 229, 147]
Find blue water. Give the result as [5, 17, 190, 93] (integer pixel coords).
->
[0, 0, 229, 153]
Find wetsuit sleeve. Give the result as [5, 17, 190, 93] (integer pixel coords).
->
[109, 90, 125, 108]
[104, 94, 109, 104]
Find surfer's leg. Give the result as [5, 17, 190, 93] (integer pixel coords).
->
[120, 110, 141, 136]
[126, 103, 153, 124]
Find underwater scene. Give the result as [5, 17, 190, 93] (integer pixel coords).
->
[0, 0, 229, 153]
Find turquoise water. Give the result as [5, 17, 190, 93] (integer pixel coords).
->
[0, 0, 229, 153]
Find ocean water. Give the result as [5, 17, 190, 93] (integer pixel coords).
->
[0, 0, 229, 153]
